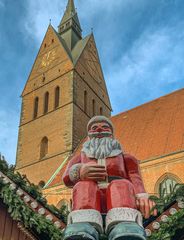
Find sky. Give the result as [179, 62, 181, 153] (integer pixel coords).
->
[0, 0, 184, 165]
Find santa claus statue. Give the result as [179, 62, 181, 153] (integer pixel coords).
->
[63, 116, 157, 240]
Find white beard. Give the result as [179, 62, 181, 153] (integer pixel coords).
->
[82, 137, 122, 159]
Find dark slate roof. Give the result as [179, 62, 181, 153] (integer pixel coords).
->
[71, 34, 91, 65]
[53, 25, 91, 65]
[59, 0, 81, 30]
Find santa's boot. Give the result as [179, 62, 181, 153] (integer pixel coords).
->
[63, 209, 103, 240]
[106, 208, 146, 240]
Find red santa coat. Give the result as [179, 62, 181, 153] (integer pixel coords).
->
[63, 152, 146, 213]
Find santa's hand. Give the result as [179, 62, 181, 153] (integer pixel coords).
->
[80, 164, 107, 181]
[136, 196, 157, 219]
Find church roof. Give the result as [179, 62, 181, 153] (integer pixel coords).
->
[45, 87, 184, 188]
[112, 87, 184, 161]
[53, 24, 91, 65]
[51, 20, 92, 65]
[71, 34, 91, 65]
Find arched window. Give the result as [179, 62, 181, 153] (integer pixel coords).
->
[33, 97, 39, 119]
[100, 107, 103, 115]
[84, 91, 87, 112]
[40, 137, 48, 159]
[44, 92, 49, 114]
[92, 99, 96, 116]
[55, 86, 60, 109]
[159, 177, 178, 198]
[56, 199, 70, 210]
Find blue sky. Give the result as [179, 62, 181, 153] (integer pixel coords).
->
[1, 0, 184, 165]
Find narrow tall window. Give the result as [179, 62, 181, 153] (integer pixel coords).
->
[55, 86, 60, 109]
[44, 92, 49, 114]
[40, 137, 48, 159]
[33, 97, 39, 119]
[84, 91, 87, 112]
[100, 107, 103, 115]
[92, 99, 96, 116]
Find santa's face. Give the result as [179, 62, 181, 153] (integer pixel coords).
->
[88, 121, 113, 139]
[83, 121, 121, 159]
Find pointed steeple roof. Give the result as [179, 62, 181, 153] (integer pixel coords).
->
[60, 0, 80, 27]
[58, 0, 82, 50]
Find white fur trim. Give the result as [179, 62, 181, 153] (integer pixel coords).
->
[106, 207, 143, 233]
[87, 116, 114, 132]
[68, 164, 82, 183]
[136, 193, 149, 199]
[68, 209, 103, 233]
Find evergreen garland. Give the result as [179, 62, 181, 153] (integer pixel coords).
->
[0, 156, 68, 239]
[0, 179, 63, 240]
[147, 184, 184, 240]
[148, 208, 184, 240]
[149, 184, 184, 213]
[0, 156, 69, 223]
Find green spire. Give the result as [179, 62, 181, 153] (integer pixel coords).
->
[60, 0, 76, 23]
[58, 0, 82, 50]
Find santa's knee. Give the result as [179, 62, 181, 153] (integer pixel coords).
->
[108, 179, 135, 194]
[73, 180, 101, 211]
[107, 179, 136, 209]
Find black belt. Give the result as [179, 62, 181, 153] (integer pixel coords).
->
[108, 176, 124, 183]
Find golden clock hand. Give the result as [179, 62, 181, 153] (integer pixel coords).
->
[47, 51, 51, 60]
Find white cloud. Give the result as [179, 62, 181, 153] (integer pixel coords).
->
[107, 24, 184, 114]
[24, 0, 66, 42]
[0, 110, 19, 165]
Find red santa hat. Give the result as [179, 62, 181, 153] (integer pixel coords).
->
[87, 115, 114, 133]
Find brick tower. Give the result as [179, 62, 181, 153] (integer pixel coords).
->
[16, 0, 112, 184]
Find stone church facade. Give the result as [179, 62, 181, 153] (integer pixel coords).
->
[16, 0, 184, 208]
[16, 0, 111, 186]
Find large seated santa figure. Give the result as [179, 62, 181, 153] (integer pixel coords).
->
[62, 116, 157, 240]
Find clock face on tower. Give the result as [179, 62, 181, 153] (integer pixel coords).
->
[41, 50, 56, 67]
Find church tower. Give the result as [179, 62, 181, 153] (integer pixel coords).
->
[16, 0, 112, 184]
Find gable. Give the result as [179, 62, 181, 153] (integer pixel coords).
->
[77, 35, 105, 89]
[75, 34, 112, 110]
[22, 25, 73, 96]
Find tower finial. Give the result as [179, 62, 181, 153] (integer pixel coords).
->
[66, 0, 75, 14]
[59, 0, 79, 27]
[58, 0, 82, 50]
